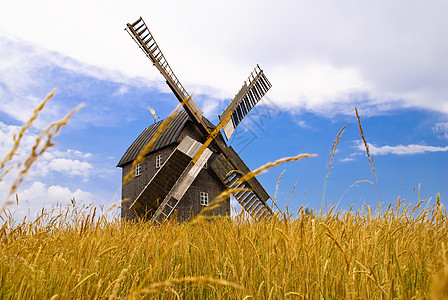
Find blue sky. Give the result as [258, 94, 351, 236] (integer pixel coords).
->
[0, 0, 447, 219]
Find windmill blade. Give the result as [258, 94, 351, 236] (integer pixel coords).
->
[219, 65, 272, 140]
[130, 136, 211, 222]
[151, 143, 212, 224]
[210, 151, 273, 221]
[126, 17, 207, 132]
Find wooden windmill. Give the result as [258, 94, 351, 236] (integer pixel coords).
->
[118, 17, 274, 224]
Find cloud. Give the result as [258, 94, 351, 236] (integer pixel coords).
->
[47, 158, 92, 176]
[355, 141, 448, 156]
[230, 197, 242, 217]
[0, 0, 447, 117]
[0, 36, 174, 131]
[0, 180, 94, 220]
[434, 122, 448, 140]
[295, 120, 312, 130]
[340, 157, 355, 162]
[0, 121, 94, 180]
[198, 97, 220, 119]
[19, 181, 93, 204]
[0, 38, 64, 125]
[113, 85, 129, 96]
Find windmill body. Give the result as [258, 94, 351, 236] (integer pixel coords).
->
[117, 110, 230, 222]
[118, 17, 274, 224]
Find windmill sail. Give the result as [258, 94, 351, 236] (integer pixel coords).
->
[219, 65, 272, 140]
[130, 136, 211, 222]
[126, 17, 206, 130]
[210, 152, 273, 220]
[125, 17, 275, 222]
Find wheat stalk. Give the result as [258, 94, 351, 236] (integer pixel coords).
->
[238, 153, 317, 185]
[338, 180, 374, 204]
[1, 90, 83, 213]
[321, 122, 349, 209]
[355, 107, 381, 202]
[137, 276, 243, 294]
[6, 104, 84, 201]
[0, 88, 56, 175]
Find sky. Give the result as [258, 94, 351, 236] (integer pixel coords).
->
[0, 0, 447, 220]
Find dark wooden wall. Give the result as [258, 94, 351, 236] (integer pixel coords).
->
[121, 121, 230, 222]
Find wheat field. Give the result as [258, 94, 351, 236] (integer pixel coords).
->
[0, 198, 447, 299]
[1, 91, 447, 299]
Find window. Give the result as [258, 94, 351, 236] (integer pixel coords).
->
[135, 163, 142, 176]
[156, 155, 162, 168]
[200, 192, 208, 206]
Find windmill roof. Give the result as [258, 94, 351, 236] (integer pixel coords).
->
[117, 110, 214, 167]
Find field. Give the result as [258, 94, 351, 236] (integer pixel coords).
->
[1, 91, 447, 299]
[1, 200, 447, 299]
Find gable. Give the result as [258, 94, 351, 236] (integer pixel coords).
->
[117, 110, 189, 167]
[117, 110, 215, 168]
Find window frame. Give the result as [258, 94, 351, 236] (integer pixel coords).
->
[156, 154, 162, 168]
[135, 163, 142, 176]
[200, 192, 208, 206]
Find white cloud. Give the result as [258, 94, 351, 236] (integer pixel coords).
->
[434, 122, 448, 140]
[0, 38, 63, 125]
[340, 157, 355, 162]
[200, 99, 220, 119]
[0, 120, 118, 220]
[230, 197, 242, 217]
[0, 0, 447, 117]
[295, 120, 312, 130]
[47, 158, 92, 176]
[19, 182, 93, 204]
[0, 121, 94, 180]
[355, 141, 448, 156]
[1, 181, 94, 220]
[113, 85, 129, 96]
[0, 122, 37, 160]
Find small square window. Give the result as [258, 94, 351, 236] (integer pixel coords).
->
[156, 155, 162, 168]
[200, 192, 208, 206]
[135, 163, 142, 176]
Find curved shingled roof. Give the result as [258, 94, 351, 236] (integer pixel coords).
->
[117, 110, 214, 167]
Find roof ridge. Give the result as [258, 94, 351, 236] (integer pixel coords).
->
[117, 110, 190, 167]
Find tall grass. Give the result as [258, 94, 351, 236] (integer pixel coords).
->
[322, 122, 349, 210]
[1, 95, 447, 299]
[0, 199, 447, 299]
[355, 107, 381, 202]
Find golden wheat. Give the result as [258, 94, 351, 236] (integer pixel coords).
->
[322, 122, 349, 208]
[355, 107, 381, 201]
[0, 199, 446, 299]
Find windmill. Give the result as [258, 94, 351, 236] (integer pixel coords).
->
[118, 17, 274, 224]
